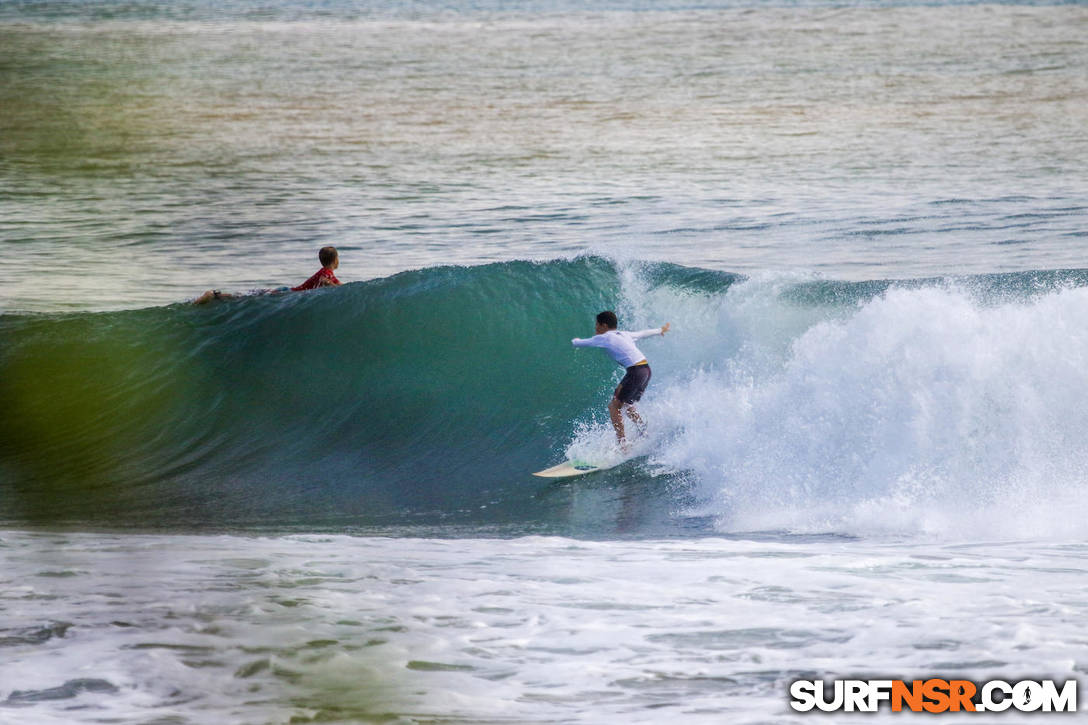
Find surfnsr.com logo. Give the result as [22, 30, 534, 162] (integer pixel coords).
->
[789, 679, 1077, 713]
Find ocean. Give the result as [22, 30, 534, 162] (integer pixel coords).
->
[1, 0, 1087, 722]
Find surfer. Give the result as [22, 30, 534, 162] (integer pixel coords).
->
[572, 311, 670, 447]
[290, 246, 342, 291]
[192, 246, 342, 304]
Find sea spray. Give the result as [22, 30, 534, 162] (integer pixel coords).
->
[647, 279, 1088, 539]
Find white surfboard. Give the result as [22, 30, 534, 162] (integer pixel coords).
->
[532, 458, 622, 478]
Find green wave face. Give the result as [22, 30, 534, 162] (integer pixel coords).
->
[0, 258, 669, 530]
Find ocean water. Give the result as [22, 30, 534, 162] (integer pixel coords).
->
[2, 0, 1088, 722]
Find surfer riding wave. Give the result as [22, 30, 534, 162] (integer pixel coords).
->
[572, 310, 670, 447]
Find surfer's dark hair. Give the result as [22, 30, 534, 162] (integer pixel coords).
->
[319, 246, 338, 267]
[596, 311, 618, 329]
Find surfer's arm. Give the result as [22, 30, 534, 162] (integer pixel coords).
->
[631, 323, 670, 339]
[571, 335, 606, 348]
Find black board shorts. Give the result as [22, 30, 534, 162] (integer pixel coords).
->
[614, 363, 651, 405]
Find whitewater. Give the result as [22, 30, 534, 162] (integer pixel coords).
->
[3, 0, 1088, 722]
[2, 532, 1085, 724]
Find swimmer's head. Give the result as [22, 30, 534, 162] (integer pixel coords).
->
[319, 246, 338, 269]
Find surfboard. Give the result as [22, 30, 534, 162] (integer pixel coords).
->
[532, 458, 621, 478]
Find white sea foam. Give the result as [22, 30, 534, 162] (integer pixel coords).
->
[0, 532, 1084, 724]
[587, 267, 1088, 539]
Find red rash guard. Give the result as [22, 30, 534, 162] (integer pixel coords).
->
[292, 267, 340, 291]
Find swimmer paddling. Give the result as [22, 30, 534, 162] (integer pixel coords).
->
[192, 246, 342, 304]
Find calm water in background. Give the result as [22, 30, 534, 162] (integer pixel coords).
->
[1, 1, 1086, 311]
[2, 1, 1088, 722]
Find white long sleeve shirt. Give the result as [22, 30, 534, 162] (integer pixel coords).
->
[571, 328, 663, 368]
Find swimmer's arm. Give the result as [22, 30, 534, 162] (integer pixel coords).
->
[192, 290, 234, 305]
